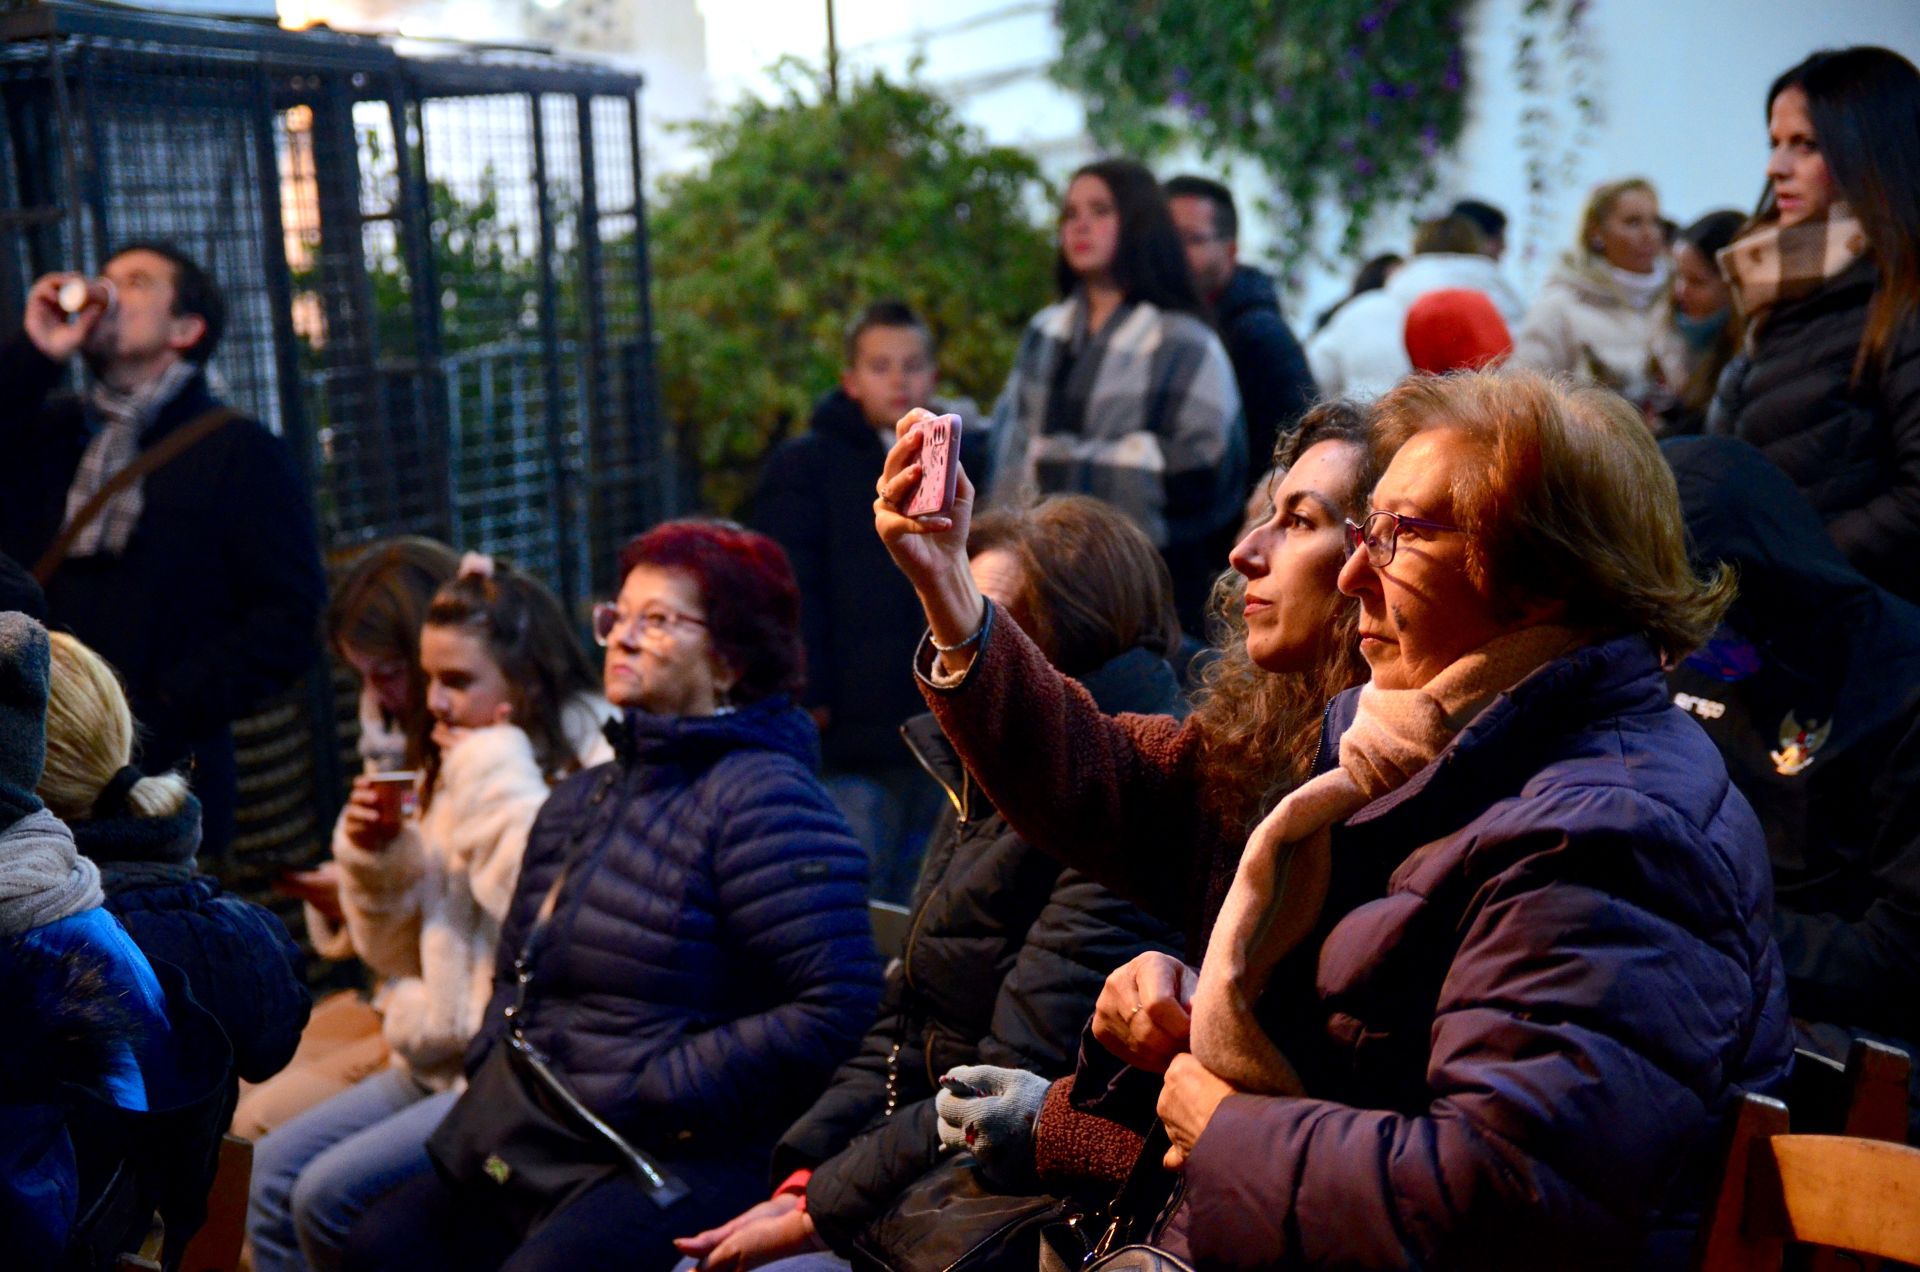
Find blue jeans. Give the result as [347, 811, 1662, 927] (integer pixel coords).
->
[248, 1067, 456, 1272]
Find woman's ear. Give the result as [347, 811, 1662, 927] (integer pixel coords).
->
[708, 651, 741, 701]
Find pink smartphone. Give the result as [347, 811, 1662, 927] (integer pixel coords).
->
[902, 414, 962, 519]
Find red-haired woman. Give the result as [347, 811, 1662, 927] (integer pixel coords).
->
[343, 521, 883, 1272]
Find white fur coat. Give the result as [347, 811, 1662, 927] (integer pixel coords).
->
[319, 694, 616, 1089]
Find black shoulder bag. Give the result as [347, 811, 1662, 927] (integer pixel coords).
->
[426, 783, 690, 1236]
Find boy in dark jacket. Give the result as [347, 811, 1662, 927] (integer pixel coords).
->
[1667, 436, 1920, 1133]
[750, 301, 962, 901]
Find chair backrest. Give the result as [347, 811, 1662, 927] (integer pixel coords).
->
[1787, 1040, 1911, 1142]
[1787, 1040, 1911, 1272]
[176, 1134, 253, 1272]
[1695, 1094, 1920, 1270]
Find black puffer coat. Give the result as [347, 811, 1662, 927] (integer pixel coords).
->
[1707, 259, 1920, 601]
[779, 647, 1187, 1251]
[76, 797, 309, 1085]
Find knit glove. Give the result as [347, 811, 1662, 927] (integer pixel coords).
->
[934, 1064, 1051, 1188]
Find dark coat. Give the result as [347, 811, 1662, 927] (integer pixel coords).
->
[0, 336, 327, 848]
[749, 390, 933, 771]
[467, 697, 882, 1157]
[778, 648, 1188, 1251]
[0, 907, 234, 1270]
[78, 797, 310, 1083]
[1666, 436, 1920, 1042]
[0, 934, 145, 1271]
[1214, 265, 1316, 477]
[1169, 635, 1793, 1271]
[1706, 259, 1920, 601]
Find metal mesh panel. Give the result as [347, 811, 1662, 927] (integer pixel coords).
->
[0, 5, 665, 890]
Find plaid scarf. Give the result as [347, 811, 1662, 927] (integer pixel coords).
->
[986, 292, 1243, 549]
[61, 359, 197, 560]
[1718, 203, 1870, 334]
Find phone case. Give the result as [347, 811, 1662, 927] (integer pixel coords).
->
[903, 414, 962, 518]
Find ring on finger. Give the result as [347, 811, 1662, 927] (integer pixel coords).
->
[1127, 1002, 1144, 1020]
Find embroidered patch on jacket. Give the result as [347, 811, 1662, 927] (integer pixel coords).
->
[1770, 712, 1832, 776]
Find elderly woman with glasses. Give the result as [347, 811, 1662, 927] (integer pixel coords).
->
[882, 372, 1791, 1268]
[343, 520, 883, 1272]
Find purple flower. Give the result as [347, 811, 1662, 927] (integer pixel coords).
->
[1369, 80, 1397, 98]
[1171, 89, 1191, 109]
[1190, 102, 1210, 120]
[1124, 22, 1142, 39]
[1444, 67, 1462, 91]
[1278, 85, 1295, 104]
[1354, 157, 1376, 176]
[1172, 66, 1191, 85]
[1360, 13, 1382, 32]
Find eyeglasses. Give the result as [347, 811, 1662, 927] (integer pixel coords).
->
[591, 602, 707, 647]
[1344, 510, 1462, 568]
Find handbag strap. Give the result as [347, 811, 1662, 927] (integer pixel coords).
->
[33, 406, 239, 584]
[1086, 1120, 1181, 1261]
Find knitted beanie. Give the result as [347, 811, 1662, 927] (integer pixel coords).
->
[0, 611, 51, 830]
[1404, 287, 1514, 375]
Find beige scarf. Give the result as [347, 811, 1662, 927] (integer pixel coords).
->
[1188, 625, 1579, 1095]
[1718, 203, 1869, 335]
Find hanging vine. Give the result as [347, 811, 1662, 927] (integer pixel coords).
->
[1051, 0, 1475, 285]
[1513, 0, 1598, 266]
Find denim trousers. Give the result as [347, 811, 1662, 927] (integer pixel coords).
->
[247, 1066, 456, 1272]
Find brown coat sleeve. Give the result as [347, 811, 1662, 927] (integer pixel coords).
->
[919, 602, 1218, 937]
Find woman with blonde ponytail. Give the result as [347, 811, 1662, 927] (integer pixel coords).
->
[38, 632, 310, 1096]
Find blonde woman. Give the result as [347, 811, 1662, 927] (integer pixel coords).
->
[1512, 178, 1687, 411]
[39, 632, 310, 1097]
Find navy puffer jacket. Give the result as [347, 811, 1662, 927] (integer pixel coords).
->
[1167, 635, 1793, 1271]
[468, 696, 883, 1150]
[78, 798, 309, 1085]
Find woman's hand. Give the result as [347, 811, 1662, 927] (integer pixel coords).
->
[340, 776, 400, 852]
[873, 409, 987, 671]
[1157, 1053, 1236, 1171]
[672, 1193, 823, 1271]
[431, 701, 512, 757]
[1091, 951, 1200, 1074]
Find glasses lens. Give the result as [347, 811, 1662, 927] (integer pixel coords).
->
[591, 602, 617, 646]
[1365, 512, 1395, 567]
[1344, 520, 1364, 557]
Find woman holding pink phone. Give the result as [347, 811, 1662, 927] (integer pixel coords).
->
[249, 553, 615, 1272]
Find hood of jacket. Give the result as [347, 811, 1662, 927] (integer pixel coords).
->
[1215, 264, 1283, 327]
[1665, 434, 1920, 750]
[606, 693, 822, 787]
[1539, 251, 1666, 311]
[1387, 253, 1507, 304]
[69, 796, 201, 869]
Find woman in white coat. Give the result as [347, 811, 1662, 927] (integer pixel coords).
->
[248, 554, 614, 1272]
[1512, 178, 1687, 413]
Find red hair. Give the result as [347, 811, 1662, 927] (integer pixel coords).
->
[616, 520, 806, 703]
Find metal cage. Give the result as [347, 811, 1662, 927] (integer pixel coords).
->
[0, 1, 668, 893]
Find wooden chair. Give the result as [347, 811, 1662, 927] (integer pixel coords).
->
[177, 1134, 254, 1272]
[1695, 1094, 1920, 1270]
[1789, 1040, 1911, 1143]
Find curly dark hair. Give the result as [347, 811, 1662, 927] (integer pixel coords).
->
[1187, 401, 1376, 837]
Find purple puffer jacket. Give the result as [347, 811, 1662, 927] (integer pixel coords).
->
[1165, 634, 1792, 1270]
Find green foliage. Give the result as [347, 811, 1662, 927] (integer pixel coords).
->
[649, 64, 1056, 511]
[1052, 0, 1473, 284]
